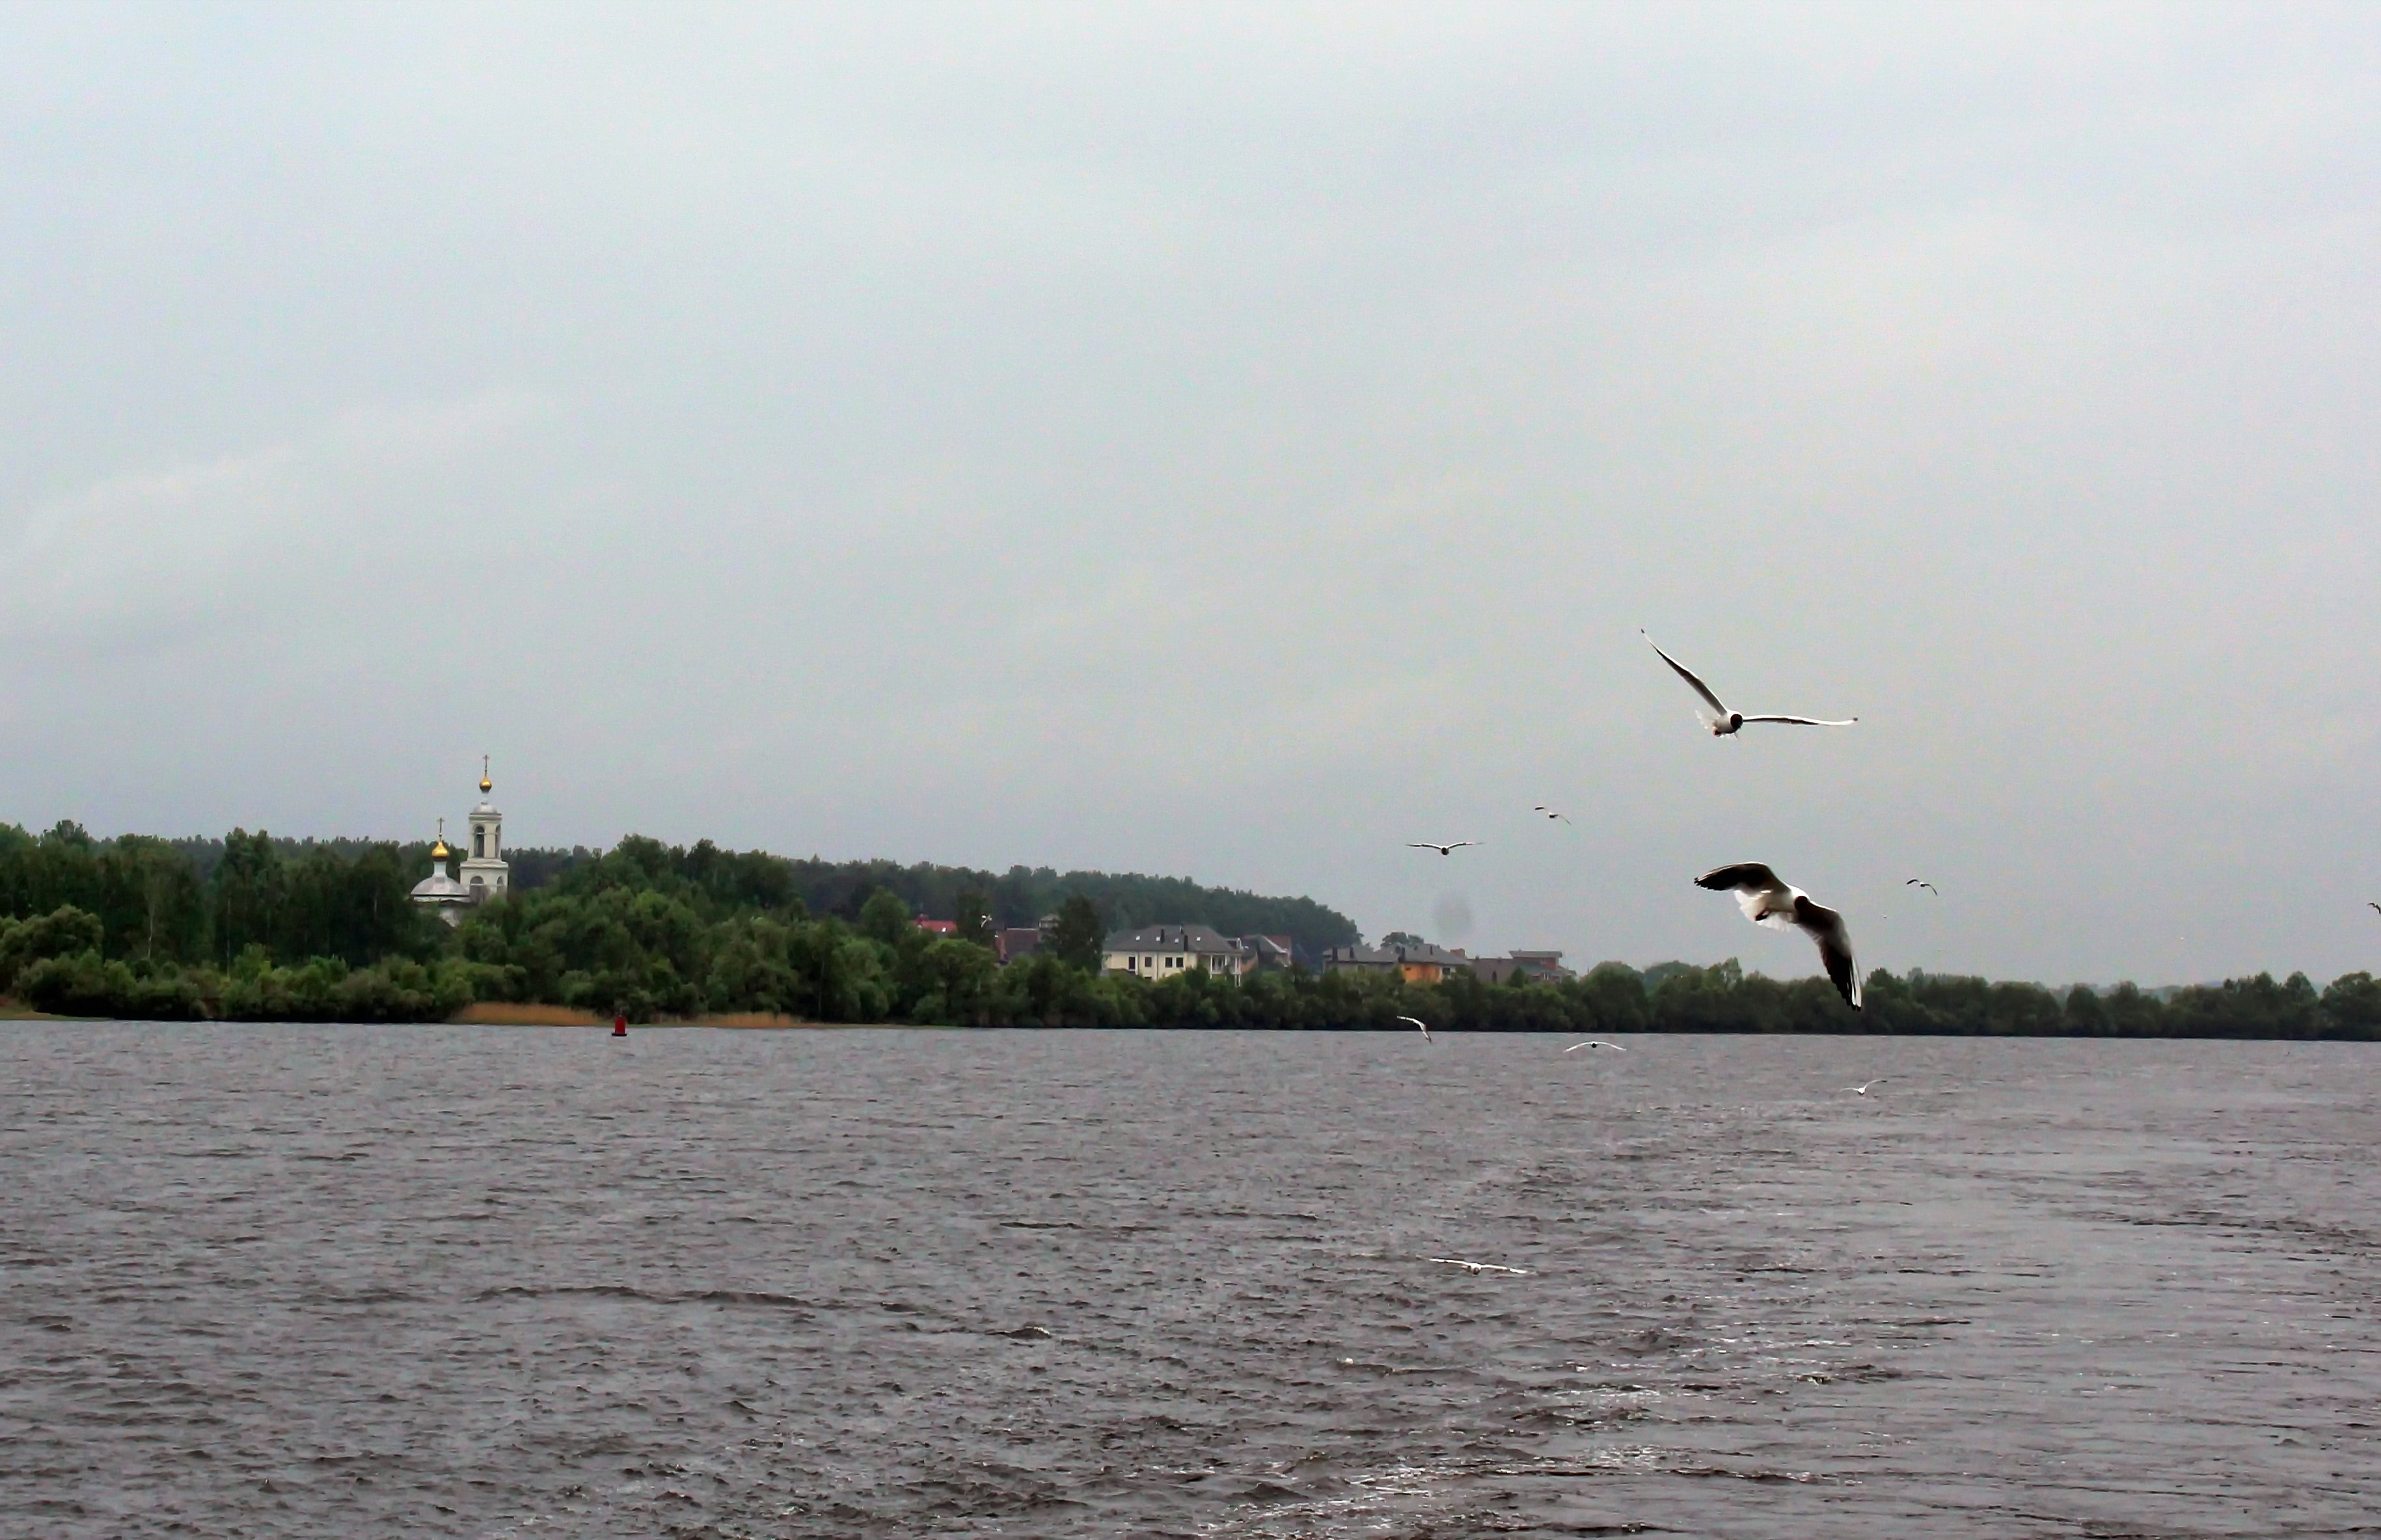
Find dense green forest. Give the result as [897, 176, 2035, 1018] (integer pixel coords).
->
[147, 833, 1359, 951]
[1, 820, 2376, 1037]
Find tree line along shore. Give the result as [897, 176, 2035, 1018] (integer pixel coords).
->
[1, 820, 2376, 1038]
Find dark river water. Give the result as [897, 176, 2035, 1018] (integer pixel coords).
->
[1, 1025, 2375, 1539]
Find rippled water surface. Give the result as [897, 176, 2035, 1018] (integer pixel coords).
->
[2, 1025, 2376, 1538]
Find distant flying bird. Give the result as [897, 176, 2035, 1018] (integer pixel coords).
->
[1844, 1079, 1886, 1096]
[2370, 902, 2380, 917]
[1907, 879, 1939, 896]
[1426, 1257, 1530, 1275]
[1642, 631, 1857, 737]
[1407, 841, 1479, 856]
[1564, 1040, 1625, 1052]
[1694, 863, 1862, 1010]
[1397, 1015, 1432, 1043]
[1534, 805, 1572, 824]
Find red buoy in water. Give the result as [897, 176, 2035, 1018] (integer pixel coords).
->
[612, 1012, 627, 1037]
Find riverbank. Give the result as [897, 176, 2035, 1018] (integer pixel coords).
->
[450, 1003, 806, 1028]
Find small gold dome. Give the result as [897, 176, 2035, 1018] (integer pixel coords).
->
[431, 839, 450, 859]
[479, 754, 493, 795]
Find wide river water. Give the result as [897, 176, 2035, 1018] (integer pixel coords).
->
[1, 1024, 2374, 1538]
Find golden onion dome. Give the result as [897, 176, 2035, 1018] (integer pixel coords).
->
[479, 754, 493, 794]
[431, 839, 450, 859]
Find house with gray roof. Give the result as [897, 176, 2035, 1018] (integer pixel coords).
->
[1104, 925, 1254, 980]
[1469, 949, 1575, 985]
[1319, 940, 1471, 984]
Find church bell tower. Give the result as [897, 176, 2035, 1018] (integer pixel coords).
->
[458, 755, 509, 904]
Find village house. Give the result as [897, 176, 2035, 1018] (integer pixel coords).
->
[1103, 925, 1255, 980]
[1242, 934, 1300, 971]
[1318, 940, 1471, 985]
[1467, 949, 1575, 984]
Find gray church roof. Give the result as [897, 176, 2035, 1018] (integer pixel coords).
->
[411, 867, 469, 902]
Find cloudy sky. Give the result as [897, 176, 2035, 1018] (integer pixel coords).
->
[3, 5, 2377, 984]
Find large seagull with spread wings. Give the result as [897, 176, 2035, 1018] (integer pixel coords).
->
[1694, 863, 1862, 1010]
[1643, 631, 1857, 737]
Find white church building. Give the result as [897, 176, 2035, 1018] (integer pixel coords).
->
[411, 758, 510, 925]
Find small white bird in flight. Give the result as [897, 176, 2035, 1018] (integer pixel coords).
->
[1426, 1257, 1530, 1275]
[1844, 1079, 1886, 1096]
[1907, 879, 1939, 896]
[1533, 805, 1572, 824]
[1695, 863, 1862, 1010]
[1642, 631, 1857, 736]
[1408, 841, 1479, 856]
[1397, 1015, 1432, 1042]
[1564, 1040, 1625, 1052]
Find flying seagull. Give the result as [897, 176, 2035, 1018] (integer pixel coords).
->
[1533, 805, 1572, 824]
[1642, 630, 1857, 736]
[1396, 1015, 1432, 1042]
[1906, 879, 1939, 896]
[2370, 902, 2380, 916]
[1564, 1040, 1625, 1052]
[1408, 841, 1479, 856]
[1694, 863, 1862, 1010]
[1844, 1079, 1886, 1096]
[1426, 1257, 1530, 1275]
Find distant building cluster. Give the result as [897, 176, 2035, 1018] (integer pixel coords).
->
[1313, 941, 1573, 986]
[1099, 927, 1570, 985]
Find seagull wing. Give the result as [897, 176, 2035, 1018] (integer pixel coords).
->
[1792, 898, 1862, 1010]
[1642, 632, 1729, 716]
[1696, 863, 1791, 925]
[1739, 715, 1858, 727]
[1696, 862, 1781, 893]
[1447, 841, 1479, 850]
[1406, 843, 1445, 852]
[1396, 1014, 1432, 1041]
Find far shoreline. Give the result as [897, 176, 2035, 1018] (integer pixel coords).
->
[3, 1003, 2375, 1042]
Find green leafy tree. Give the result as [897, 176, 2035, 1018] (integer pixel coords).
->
[1047, 893, 1106, 971]
[955, 887, 993, 948]
[2063, 984, 2110, 1036]
[2320, 972, 2381, 1040]
[0, 905, 105, 993]
[858, 888, 914, 948]
[211, 829, 285, 967]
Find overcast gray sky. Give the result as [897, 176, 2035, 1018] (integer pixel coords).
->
[4, 5, 2378, 985]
